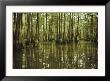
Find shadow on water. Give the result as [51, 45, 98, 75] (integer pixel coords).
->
[13, 41, 98, 69]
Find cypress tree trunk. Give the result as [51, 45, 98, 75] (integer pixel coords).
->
[46, 13, 48, 41]
[63, 13, 65, 42]
[56, 13, 59, 42]
[59, 13, 60, 42]
[36, 13, 39, 41]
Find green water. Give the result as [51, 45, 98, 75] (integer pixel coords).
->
[13, 41, 98, 69]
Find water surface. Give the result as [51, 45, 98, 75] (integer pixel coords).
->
[13, 41, 98, 69]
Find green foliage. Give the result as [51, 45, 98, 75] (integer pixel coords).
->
[13, 12, 98, 49]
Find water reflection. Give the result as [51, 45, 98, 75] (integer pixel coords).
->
[13, 41, 98, 69]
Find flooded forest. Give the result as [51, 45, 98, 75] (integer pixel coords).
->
[13, 12, 98, 69]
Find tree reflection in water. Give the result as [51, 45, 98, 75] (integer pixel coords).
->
[13, 41, 97, 69]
